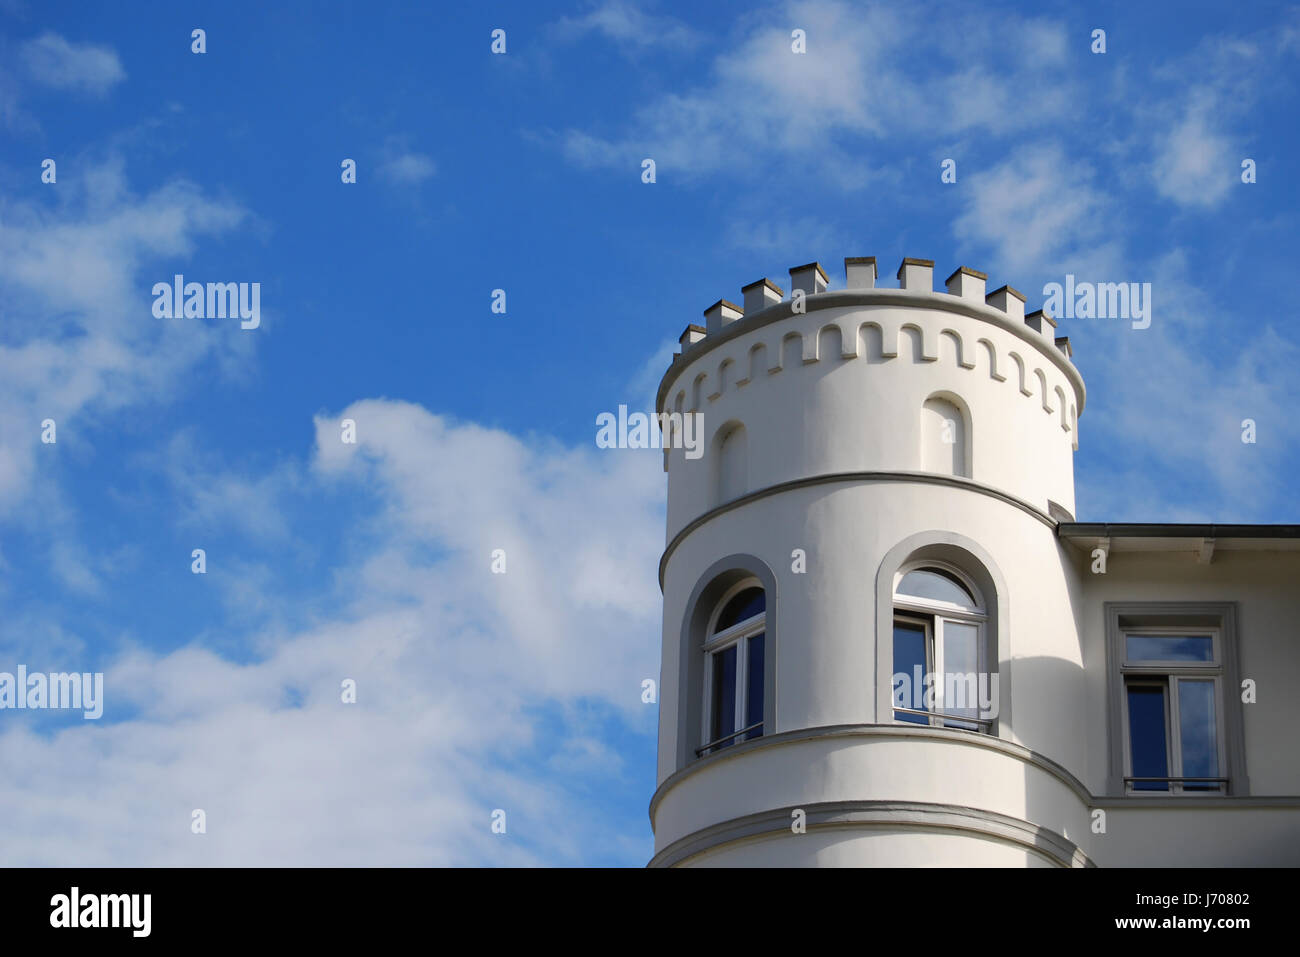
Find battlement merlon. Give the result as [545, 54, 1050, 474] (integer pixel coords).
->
[659, 254, 1086, 416]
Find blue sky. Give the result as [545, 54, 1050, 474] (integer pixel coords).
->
[0, 0, 1297, 865]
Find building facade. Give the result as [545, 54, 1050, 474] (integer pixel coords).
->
[649, 255, 1300, 867]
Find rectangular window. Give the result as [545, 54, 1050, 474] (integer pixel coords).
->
[1126, 634, 1214, 663]
[1122, 673, 1224, 793]
[1106, 606, 1244, 797]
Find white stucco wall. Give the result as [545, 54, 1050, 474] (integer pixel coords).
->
[650, 271, 1300, 867]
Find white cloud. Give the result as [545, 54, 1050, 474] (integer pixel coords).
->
[0, 403, 664, 865]
[156, 431, 301, 542]
[1139, 25, 1298, 210]
[554, 0, 700, 51]
[378, 152, 436, 184]
[952, 155, 1300, 523]
[626, 336, 678, 411]
[953, 145, 1122, 282]
[0, 156, 249, 515]
[311, 400, 664, 665]
[20, 32, 125, 96]
[1072, 259, 1300, 521]
[377, 150, 436, 185]
[1149, 92, 1238, 210]
[557, 1, 1076, 183]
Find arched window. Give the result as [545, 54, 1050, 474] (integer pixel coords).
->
[700, 580, 765, 755]
[920, 395, 968, 477]
[892, 563, 993, 732]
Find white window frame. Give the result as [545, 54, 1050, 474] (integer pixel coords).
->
[1119, 626, 1228, 796]
[700, 578, 766, 755]
[891, 561, 992, 732]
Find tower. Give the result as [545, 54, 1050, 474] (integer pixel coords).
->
[650, 254, 1093, 867]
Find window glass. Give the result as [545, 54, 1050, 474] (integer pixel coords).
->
[941, 620, 980, 728]
[745, 633, 764, 741]
[1125, 634, 1213, 663]
[715, 587, 765, 632]
[711, 645, 737, 747]
[892, 621, 928, 724]
[1127, 684, 1169, 791]
[1178, 678, 1219, 790]
[897, 569, 976, 609]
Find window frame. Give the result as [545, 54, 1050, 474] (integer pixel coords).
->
[1118, 625, 1228, 795]
[1105, 603, 1248, 797]
[891, 561, 994, 733]
[699, 578, 766, 756]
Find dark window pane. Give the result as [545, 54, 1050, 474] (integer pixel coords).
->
[893, 621, 928, 723]
[745, 633, 764, 741]
[1125, 634, 1213, 663]
[715, 588, 765, 632]
[711, 645, 737, 748]
[1128, 684, 1169, 791]
[896, 569, 976, 609]
[1178, 679, 1219, 790]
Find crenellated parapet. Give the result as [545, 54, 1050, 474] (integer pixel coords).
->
[671, 255, 1075, 364]
[659, 255, 1085, 450]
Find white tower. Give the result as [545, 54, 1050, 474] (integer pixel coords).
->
[650, 255, 1093, 867]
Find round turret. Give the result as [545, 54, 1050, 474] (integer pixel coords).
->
[651, 255, 1093, 867]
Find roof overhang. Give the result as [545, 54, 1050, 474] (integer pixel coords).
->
[1057, 523, 1300, 558]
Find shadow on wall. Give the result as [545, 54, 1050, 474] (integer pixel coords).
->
[1010, 653, 1091, 864]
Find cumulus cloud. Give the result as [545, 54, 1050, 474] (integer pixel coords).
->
[19, 32, 125, 96]
[0, 401, 665, 865]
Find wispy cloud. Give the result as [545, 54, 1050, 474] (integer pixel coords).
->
[19, 32, 125, 96]
[950, 149, 1298, 523]
[376, 138, 436, 185]
[1118, 19, 1299, 211]
[556, 0, 1075, 183]
[552, 0, 701, 51]
[0, 156, 248, 514]
[953, 145, 1121, 281]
